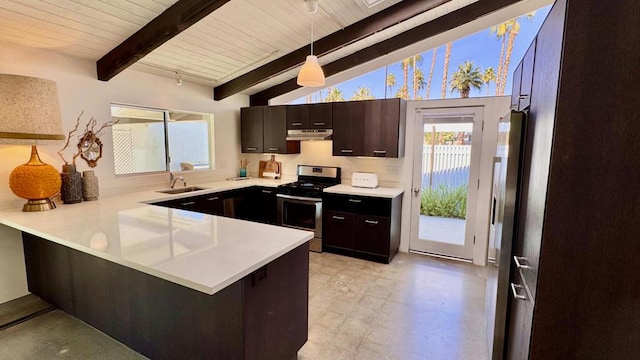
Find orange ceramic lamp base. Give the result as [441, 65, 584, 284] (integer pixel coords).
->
[9, 145, 61, 212]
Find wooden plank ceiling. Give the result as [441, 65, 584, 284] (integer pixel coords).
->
[0, 0, 512, 103]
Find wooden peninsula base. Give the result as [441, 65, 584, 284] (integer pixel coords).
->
[22, 233, 309, 360]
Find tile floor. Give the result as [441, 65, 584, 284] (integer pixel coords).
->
[299, 251, 493, 360]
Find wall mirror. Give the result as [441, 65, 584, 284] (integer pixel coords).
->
[78, 131, 103, 167]
[110, 104, 215, 176]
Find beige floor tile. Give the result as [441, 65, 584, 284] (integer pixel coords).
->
[300, 252, 491, 360]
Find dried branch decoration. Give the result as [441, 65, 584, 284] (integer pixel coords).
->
[58, 111, 118, 166]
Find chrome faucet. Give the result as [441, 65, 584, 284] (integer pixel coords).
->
[169, 172, 186, 188]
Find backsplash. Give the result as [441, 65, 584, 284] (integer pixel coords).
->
[244, 140, 404, 187]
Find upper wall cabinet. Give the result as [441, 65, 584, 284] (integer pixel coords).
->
[241, 107, 264, 153]
[241, 106, 300, 154]
[286, 103, 332, 130]
[511, 37, 537, 111]
[332, 98, 406, 158]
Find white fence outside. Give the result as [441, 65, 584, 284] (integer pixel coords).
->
[422, 145, 471, 189]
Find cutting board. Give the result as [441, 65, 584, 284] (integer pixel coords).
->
[258, 160, 282, 178]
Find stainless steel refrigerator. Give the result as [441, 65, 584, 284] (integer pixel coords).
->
[487, 110, 527, 360]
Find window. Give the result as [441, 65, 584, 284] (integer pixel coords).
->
[111, 104, 214, 176]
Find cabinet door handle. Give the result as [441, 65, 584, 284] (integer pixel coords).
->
[341, 149, 353, 153]
[313, 122, 326, 126]
[332, 215, 345, 220]
[517, 94, 529, 100]
[246, 147, 257, 151]
[206, 197, 220, 201]
[514, 256, 532, 270]
[180, 201, 196, 206]
[510, 283, 528, 301]
[373, 150, 387, 154]
[291, 122, 303, 126]
[268, 147, 279, 151]
[348, 199, 362, 203]
[261, 190, 273, 194]
[365, 220, 379, 225]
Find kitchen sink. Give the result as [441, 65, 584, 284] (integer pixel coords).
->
[156, 186, 209, 194]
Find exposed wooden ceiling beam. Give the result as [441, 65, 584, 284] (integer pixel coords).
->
[250, 0, 519, 106]
[97, 0, 230, 81]
[213, 0, 448, 101]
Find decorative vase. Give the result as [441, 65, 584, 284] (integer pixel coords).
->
[82, 170, 99, 201]
[239, 168, 247, 177]
[61, 164, 82, 204]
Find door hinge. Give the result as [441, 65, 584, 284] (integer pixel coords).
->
[477, 179, 480, 189]
[473, 236, 476, 245]
[481, 120, 484, 131]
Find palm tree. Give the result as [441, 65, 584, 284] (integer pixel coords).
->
[401, 58, 411, 100]
[411, 55, 423, 100]
[500, 13, 534, 95]
[413, 68, 426, 100]
[350, 85, 375, 100]
[482, 67, 496, 96]
[386, 72, 396, 99]
[395, 85, 407, 99]
[450, 60, 483, 98]
[426, 48, 437, 99]
[324, 87, 345, 102]
[491, 22, 509, 95]
[441, 42, 453, 99]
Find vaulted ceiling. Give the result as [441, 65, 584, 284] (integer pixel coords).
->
[0, 0, 538, 105]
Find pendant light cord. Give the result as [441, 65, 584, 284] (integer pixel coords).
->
[310, 13, 314, 56]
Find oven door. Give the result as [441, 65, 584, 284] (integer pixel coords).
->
[277, 194, 322, 245]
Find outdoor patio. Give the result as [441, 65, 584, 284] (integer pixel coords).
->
[419, 215, 466, 245]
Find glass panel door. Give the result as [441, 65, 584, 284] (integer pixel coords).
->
[409, 107, 483, 260]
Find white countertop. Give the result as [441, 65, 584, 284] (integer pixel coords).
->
[323, 184, 404, 198]
[0, 178, 312, 296]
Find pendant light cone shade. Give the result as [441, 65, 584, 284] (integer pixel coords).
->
[297, 55, 325, 87]
[0, 74, 66, 212]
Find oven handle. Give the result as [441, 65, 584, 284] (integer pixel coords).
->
[276, 194, 322, 202]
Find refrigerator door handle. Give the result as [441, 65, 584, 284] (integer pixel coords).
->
[511, 283, 528, 301]
[514, 256, 532, 270]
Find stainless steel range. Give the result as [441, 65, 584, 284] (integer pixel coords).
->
[277, 165, 341, 252]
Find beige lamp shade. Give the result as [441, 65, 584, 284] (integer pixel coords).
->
[0, 74, 65, 145]
[0, 74, 66, 211]
[297, 55, 325, 87]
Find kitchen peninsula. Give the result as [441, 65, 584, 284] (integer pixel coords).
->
[0, 178, 311, 360]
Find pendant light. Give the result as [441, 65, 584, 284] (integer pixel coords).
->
[297, 0, 325, 87]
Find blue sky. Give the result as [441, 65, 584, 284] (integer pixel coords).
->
[293, 5, 551, 103]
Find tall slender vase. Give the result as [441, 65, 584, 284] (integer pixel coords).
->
[82, 170, 99, 201]
[61, 164, 82, 204]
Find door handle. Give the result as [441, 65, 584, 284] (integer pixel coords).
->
[365, 220, 379, 225]
[413, 187, 420, 196]
[348, 199, 361, 203]
[268, 147, 279, 151]
[313, 122, 326, 126]
[180, 201, 196, 206]
[206, 197, 220, 201]
[514, 256, 532, 270]
[332, 216, 345, 220]
[291, 122, 303, 126]
[510, 283, 528, 301]
[261, 190, 273, 194]
[341, 149, 353, 153]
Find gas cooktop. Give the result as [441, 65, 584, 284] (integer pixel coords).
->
[276, 165, 341, 199]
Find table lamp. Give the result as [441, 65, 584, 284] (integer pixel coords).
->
[0, 74, 66, 212]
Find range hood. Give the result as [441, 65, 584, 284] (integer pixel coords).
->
[287, 129, 333, 141]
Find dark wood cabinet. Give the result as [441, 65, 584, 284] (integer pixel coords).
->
[518, 38, 536, 111]
[286, 103, 332, 129]
[332, 101, 365, 156]
[323, 210, 355, 250]
[241, 106, 300, 154]
[152, 186, 278, 224]
[501, 0, 640, 358]
[355, 214, 390, 257]
[363, 98, 406, 157]
[240, 107, 263, 153]
[332, 99, 406, 158]
[323, 193, 401, 264]
[256, 187, 277, 225]
[23, 233, 309, 360]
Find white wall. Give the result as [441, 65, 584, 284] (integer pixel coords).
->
[0, 40, 248, 303]
[248, 96, 509, 265]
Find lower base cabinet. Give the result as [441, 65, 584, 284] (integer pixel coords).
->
[22, 233, 309, 360]
[323, 193, 401, 264]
